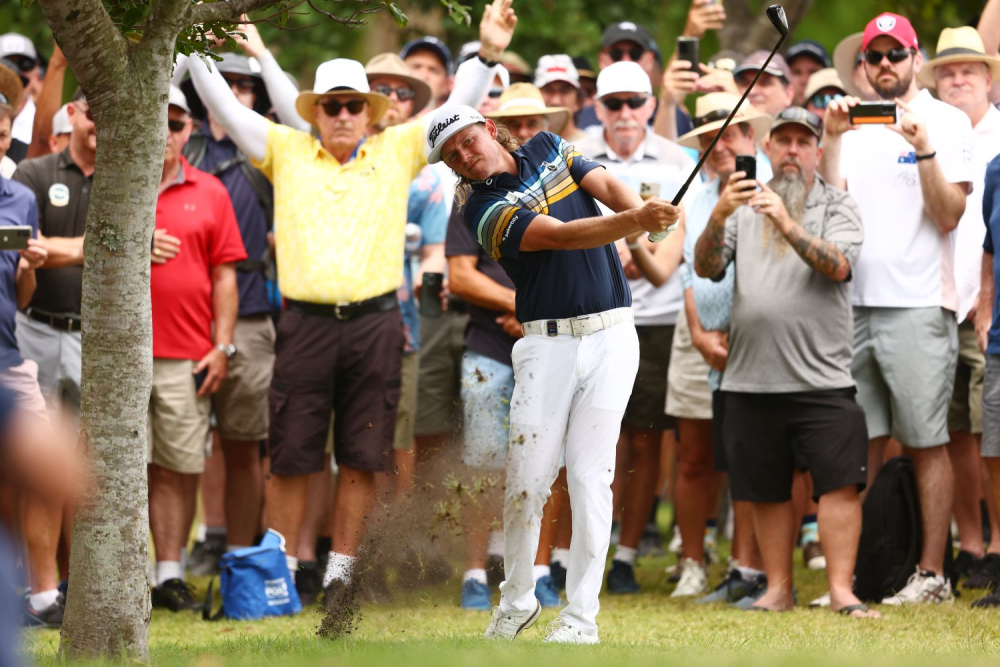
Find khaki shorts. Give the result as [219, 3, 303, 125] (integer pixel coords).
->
[0, 359, 52, 428]
[948, 320, 984, 434]
[666, 308, 713, 420]
[148, 359, 211, 474]
[414, 310, 468, 437]
[393, 352, 420, 451]
[212, 315, 276, 442]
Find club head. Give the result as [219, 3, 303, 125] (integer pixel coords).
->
[766, 4, 789, 37]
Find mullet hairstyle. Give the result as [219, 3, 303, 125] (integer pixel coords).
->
[453, 122, 520, 210]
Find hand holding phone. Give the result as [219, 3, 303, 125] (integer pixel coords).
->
[734, 155, 756, 183]
[0, 226, 32, 251]
[676, 37, 701, 76]
[848, 101, 897, 125]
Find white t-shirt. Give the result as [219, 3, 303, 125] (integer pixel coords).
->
[954, 105, 1000, 322]
[11, 97, 34, 145]
[840, 89, 974, 310]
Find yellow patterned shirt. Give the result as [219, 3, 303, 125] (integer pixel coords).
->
[252, 118, 426, 304]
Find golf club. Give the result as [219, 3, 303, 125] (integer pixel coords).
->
[649, 4, 789, 241]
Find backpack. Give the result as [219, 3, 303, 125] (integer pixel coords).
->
[853, 456, 957, 601]
[202, 529, 301, 620]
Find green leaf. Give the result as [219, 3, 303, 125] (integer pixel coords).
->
[387, 2, 409, 27]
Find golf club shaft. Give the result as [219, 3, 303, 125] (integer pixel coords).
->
[647, 31, 788, 242]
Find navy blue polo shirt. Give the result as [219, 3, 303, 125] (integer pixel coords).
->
[464, 131, 631, 322]
[197, 132, 272, 318]
[0, 176, 38, 370]
[983, 155, 1000, 355]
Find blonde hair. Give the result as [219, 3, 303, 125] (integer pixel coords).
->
[453, 122, 520, 210]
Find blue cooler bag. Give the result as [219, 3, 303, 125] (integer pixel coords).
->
[203, 529, 301, 620]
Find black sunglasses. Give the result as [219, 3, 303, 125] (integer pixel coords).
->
[487, 87, 504, 98]
[372, 84, 416, 101]
[864, 47, 914, 66]
[808, 92, 844, 110]
[319, 98, 367, 117]
[225, 77, 256, 94]
[600, 95, 648, 112]
[609, 46, 645, 62]
[167, 119, 187, 133]
[7, 55, 36, 73]
[774, 106, 824, 135]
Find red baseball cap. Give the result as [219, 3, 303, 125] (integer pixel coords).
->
[862, 13, 919, 51]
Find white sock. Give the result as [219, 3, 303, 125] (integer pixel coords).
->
[487, 530, 504, 556]
[156, 561, 184, 586]
[323, 551, 356, 587]
[29, 589, 59, 611]
[226, 545, 251, 553]
[196, 523, 208, 542]
[551, 548, 570, 566]
[463, 568, 488, 585]
[286, 555, 299, 577]
[533, 564, 551, 582]
[614, 545, 637, 566]
[737, 566, 764, 578]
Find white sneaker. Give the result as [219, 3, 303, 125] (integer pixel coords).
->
[809, 591, 830, 608]
[483, 601, 541, 640]
[670, 557, 707, 598]
[543, 618, 599, 644]
[881, 567, 955, 606]
[668, 526, 682, 554]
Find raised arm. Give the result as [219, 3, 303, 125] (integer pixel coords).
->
[187, 54, 269, 163]
[27, 45, 67, 159]
[233, 20, 310, 132]
[694, 172, 752, 279]
[437, 0, 517, 113]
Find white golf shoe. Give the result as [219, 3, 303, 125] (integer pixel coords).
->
[671, 557, 708, 597]
[543, 618, 599, 644]
[483, 600, 541, 640]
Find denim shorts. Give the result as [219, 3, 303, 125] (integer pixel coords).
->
[460, 350, 515, 470]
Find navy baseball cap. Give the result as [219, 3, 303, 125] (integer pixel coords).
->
[601, 21, 656, 51]
[401, 36, 453, 75]
[786, 40, 831, 67]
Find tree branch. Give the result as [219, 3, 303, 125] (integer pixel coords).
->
[36, 0, 127, 92]
[185, 0, 286, 26]
[144, 0, 194, 47]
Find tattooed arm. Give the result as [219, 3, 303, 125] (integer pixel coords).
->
[781, 224, 852, 282]
[694, 171, 756, 279]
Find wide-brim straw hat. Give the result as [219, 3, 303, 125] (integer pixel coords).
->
[485, 82, 570, 133]
[833, 32, 865, 99]
[804, 68, 847, 101]
[918, 26, 1000, 89]
[677, 92, 772, 150]
[365, 52, 433, 115]
[0, 58, 24, 112]
[295, 58, 390, 128]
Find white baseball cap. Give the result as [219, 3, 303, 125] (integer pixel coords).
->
[426, 103, 485, 164]
[51, 104, 71, 135]
[534, 54, 580, 89]
[595, 61, 652, 99]
[168, 85, 190, 113]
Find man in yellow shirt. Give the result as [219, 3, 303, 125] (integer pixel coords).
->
[187, 0, 518, 613]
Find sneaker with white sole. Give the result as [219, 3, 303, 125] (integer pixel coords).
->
[543, 618, 599, 644]
[671, 557, 707, 598]
[881, 567, 955, 606]
[483, 600, 541, 640]
[809, 591, 830, 608]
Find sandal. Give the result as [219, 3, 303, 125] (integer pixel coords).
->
[836, 603, 879, 618]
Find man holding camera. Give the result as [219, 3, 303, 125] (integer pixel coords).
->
[820, 12, 974, 605]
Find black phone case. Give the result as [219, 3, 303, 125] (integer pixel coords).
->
[735, 155, 756, 182]
[677, 37, 700, 74]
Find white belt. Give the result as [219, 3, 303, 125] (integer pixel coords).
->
[521, 308, 634, 337]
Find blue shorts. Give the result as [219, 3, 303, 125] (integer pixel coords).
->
[460, 351, 514, 470]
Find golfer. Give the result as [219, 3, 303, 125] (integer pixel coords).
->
[426, 104, 678, 643]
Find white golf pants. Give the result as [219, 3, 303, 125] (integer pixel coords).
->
[498, 319, 639, 634]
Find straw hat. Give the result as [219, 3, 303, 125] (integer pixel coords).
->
[0, 58, 24, 112]
[676, 93, 772, 150]
[294, 58, 390, 128]
[918, 27, 1000, 89]
[804, 68, 847, 102]
[833, 33, 865, 98]
[485, 83, 570, 133]
[365, 52, 433, 114]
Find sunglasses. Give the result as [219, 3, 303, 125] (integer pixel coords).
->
[487, 87, 504, 98]
[600, 95, 648, 112]
[319, 98, 367, 117]
[864, 47, 914, 66]
[167, 119, 187, 133]
[808, 92, 844, 110]
[609, 46, 645, 62]
[225, 77, 256, 94]
[372, 84, 416, 101]
[7, 55, 36, 73]
[774, 106, 823, 134]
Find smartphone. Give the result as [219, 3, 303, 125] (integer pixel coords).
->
[734, 155, 756, 183]
[639, 182, 660, 201]
[0, 226, 32, 251]
[420, 272, 444, 318]
[849, 101, 897, 125]
[194, 368, 208, 393]
[676, 37, 700, 75]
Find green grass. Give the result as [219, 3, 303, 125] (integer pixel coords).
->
[25, 543, 1000, 667]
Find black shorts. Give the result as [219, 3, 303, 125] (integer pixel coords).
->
[623, 325, 677, 431]
[723, 387, 868, 503]
[268, 305, 403, 475]
[712, 390, 728, 472]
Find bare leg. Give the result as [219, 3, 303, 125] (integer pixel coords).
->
[947, 430, 985, 556]
[148, 465, 200, 563]
[819, 485, 876, 616]
[749, 500, 795, 610]
[23, 497, 62, 594]
[984, 458, 1000, 555]
[200, 432, 226, 529]
[331, 465, 376, 555]
[296, 460, 332, 562]
[268, 472, 310, 560]
[906, 444, 954, 575]
[618, 428, 662, 550]
[553, 468, 572, 550]
[674, 419, 714, 562]
[865, 436, 889, 496]
[393, 448, 416, 497]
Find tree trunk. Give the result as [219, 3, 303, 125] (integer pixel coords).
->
[36, 0, 181, 660]
[719, 0, 814, 53]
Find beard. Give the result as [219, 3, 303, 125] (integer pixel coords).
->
[764, 169, 808, 255]
[870, 65, 913, 100]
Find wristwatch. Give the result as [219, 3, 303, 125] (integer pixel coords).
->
[216, 343, 237, 360]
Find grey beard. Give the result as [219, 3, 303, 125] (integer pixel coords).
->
[763, 170, 808, 254]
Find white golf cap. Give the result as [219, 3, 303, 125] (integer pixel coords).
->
[426, 103, 485, 164]
[295, 58, 390, 128]
[51, 104, 71, 135]
[168, 84, 190, 113]
[535, 54, 580, 89]
[595, 61, 652, 98]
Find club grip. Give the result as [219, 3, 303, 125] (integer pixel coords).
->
[647, 224, 678, 243]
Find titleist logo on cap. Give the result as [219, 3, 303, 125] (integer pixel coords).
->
[429, 114, 461, 147]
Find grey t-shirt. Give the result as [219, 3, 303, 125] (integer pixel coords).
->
[718, 176, 864, 393]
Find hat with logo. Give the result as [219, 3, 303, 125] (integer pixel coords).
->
[182, 53, 271, 120]
[365, 52, 433, 114]
[917, 26, 1000, 89]
[485, 83, 570, 133]
[832, 32, 866, 98]
[786, 40, 831, 68]
[601, 21, 656, 52]
[862, 13, 918, 51]
[535, 54, 580, 89]
[168, 85, 190, 114]
[426, 103, 485, 164]
[804, 68, 847, 101]
[0, 58, 23, 111]
[52, 104, 71, 135]
[400, 36, 454, 75]
[677, 92, 772, 150]
[770, 106, 823, 139]
[295, 58, 390, 128]
[596, 61, 652, 99]
[733, 50, 791, 84]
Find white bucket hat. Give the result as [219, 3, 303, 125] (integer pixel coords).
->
[295, 58, 390, 128]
